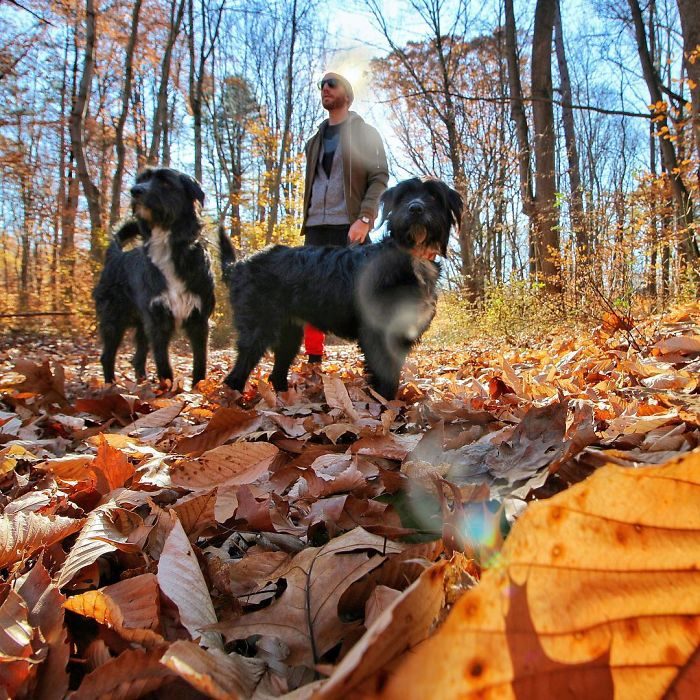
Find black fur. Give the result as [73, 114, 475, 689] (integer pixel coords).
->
[93, 167, 215, 386]
[219, 178, 462, 399]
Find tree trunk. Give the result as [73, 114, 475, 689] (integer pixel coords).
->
[503, 0, 536, 276]
[69, 0, 104, 261]
[628, 0, 698, 263]
[676, 0, 700, 163]
[553, 0, 586, 260]
[265, 0, 299, 244]
[148, 0, 186, 165]
[532, 0, 561, 292]
[188, 0, 223, 184]
[110, 0, 142, 227]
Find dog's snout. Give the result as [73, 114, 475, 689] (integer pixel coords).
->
[130, 183, 146, 198]
[408, 200, 424, 216]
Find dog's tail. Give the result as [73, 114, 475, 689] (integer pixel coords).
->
[105, 219, 141, 261]
[218, 225, 237, 285]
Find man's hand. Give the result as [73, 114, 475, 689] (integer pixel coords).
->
[348, 218, 371, 244]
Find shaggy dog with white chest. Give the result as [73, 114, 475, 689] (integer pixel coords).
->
[219, 178, 462, 399]
[93, 167, 215, 387]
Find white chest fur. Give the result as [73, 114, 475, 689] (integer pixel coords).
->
[147, 227, 202, 325]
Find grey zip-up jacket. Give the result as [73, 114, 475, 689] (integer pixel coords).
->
[302, 112, 389, 232]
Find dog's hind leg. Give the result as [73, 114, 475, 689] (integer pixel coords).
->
[184, 314, 209, 387]
[359, 327, 406, 400]
[99, 319, 127, 384]
[269, 323, 303, 392]
[132, 323, 149, 382]
[224, 332, 269, 393]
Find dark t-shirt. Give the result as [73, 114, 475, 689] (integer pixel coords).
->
[322, 123, 341, 177]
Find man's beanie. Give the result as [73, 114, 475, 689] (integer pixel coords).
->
[323, 72, 354, 105]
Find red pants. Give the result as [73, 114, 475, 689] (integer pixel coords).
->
[304, 324, 325, 356]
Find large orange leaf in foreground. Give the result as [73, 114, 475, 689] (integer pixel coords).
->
[361, 450, 700, 700]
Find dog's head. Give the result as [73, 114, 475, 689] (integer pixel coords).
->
[130, 167, 205, 230]
[380, 178, 463, 257]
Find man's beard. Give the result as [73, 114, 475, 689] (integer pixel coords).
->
[322, 94, 347, 111]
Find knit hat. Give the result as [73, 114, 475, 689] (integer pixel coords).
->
[321, 72, 354, 105]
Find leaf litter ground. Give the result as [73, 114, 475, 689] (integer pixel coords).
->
[0, 303, 699, 699]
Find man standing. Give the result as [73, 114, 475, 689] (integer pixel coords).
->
[301, 71, 389, 363]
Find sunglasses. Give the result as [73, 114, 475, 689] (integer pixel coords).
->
[318, 77, 340, 90]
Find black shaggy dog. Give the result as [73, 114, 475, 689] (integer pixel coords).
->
[219, 178, 462, 399]
[93, 167, 215, 387]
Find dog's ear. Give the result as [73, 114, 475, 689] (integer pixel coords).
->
[447, 185, 463, 230]
[182, 174, 205, 205]
[378, 185, 396, 227]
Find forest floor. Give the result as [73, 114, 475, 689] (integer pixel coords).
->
[0, 303, 699, 698]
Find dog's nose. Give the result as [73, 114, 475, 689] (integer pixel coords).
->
[408, 200, 424, 216]
[130, 184, 145, 198]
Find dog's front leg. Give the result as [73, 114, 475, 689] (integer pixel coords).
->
[145, 307, 175, 382]
[184, 315, 209, 387]
[359, 326, 405, 400]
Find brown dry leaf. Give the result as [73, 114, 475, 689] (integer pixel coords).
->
[16, 559, 69, 700]
[226, 550, 291, 597]
[64, 573, 164, 647]
[161, 639, 264, 699]
[175, 406, 262, 456]
[0, 588, 42, 698]
[216, 527, 402, 667]
[74, 392, 145, 423]
[319, 559, 451, 699]
[7, 358, 67, 407]
[173, 489, 217, 538]
[36, 455, 95, 482]
[660, 394, 700, 427]
[157, 516, 222, 649]
[363, 450, 700, 700]
[68, 647, 172, 700]
[0, 444, 34, 476]
[119, 403, 183, 434]
[170, 442, 278, 489]
[323, 375, 360, 422]
[57, 505, 142, 588]
[447, 401, 568, 486]
[364, 586, 402, 628]
[653, 334, 700, 356]
[0, 512, 83, 570]
[92, 437, 135, 492]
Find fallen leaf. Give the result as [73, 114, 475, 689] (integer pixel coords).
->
[653, 334, 700, 356]
[323, 375, 360, 422]
[68, 647, 172, 700]
[57, 505, 141, 588]
[319, 559, 451, 699]
[119, 403, 183, 434]
[92, 437, 135, 492]
[64, 573, 164, 647]
[157, 516, 221, 649]
[362, 450, 700, 699]
[7, 358, 67, 407]
[161, 639, 264, 699]
[216, 528, 402, 666]
[0, 588, 42, 698]
[0, 512, 83, 570]
[170, 442, 278, 489]
[175, 406, 262, 456]
[15, 559, 69, 700]
[173, 489, 217, 538]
